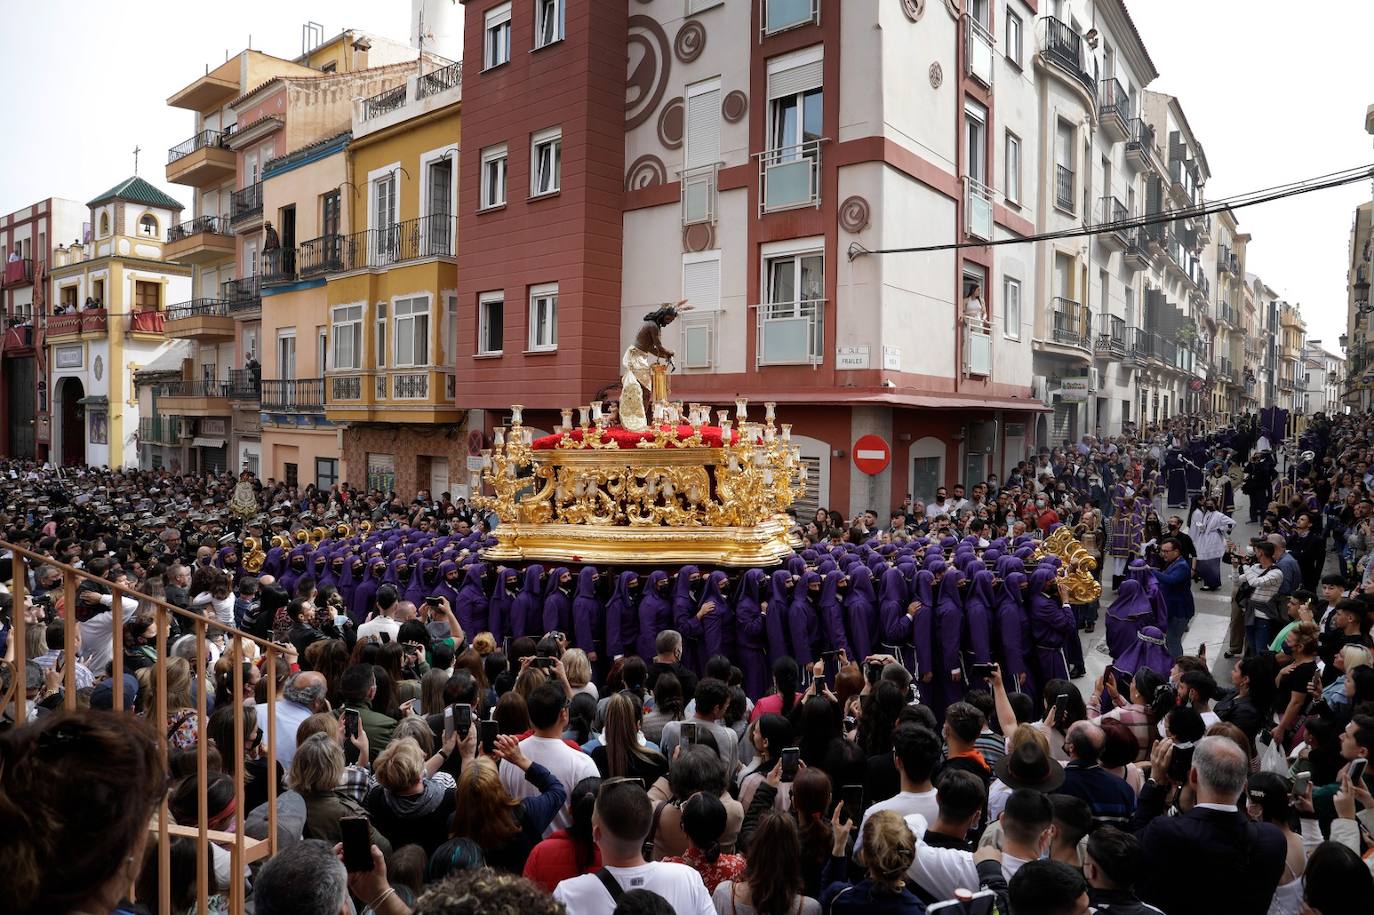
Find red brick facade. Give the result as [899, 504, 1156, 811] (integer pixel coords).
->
[342, 424, 469, 498]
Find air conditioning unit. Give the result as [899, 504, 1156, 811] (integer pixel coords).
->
[1032, 375, 1050, 403]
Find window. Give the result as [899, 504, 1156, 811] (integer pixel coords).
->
[99, 213, 110, 237]
[478, 292, 504, 354]
[965, 99, 987, 184]
[1054, 119, 1076, 213]
[394, 296, 431, 367]
[534, 0, 564, 48]
[376, 302, 387, 368]
[138, 214, 158, 238]
[315, 458, 339, 489]
[764, 49, 823, 211]
[372, 173, 397, 262]
[277, 330, 297, 379]
[528, 283, 558, 351]
[480, 145, 507, 210]
[1005, 131, 1021, 205]
[445, 295, 457, 364]
[134, 281, 160, 311]
[317, 326, 327, 373]
[685, 79, 722, 171]
[284, 462, 299, 487]
[366, 453, 396, 493]
[426, 154, 454, 252]
[1003, 277, 1021, 340]
[681, 254, 720, 369]
[332, 305, 362, 370]
[92, 279, 104, 306]
[484, 3, 512, 69]
[60, 285, 78, 310]
[530, 128, 562, 197]
[1005, 10, 1023, 67]
[761, 250, 824, 365]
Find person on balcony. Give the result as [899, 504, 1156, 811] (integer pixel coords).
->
[963, 284, 987, 325]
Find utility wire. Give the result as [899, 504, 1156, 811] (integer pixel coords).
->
[849, 163, 1374, 260]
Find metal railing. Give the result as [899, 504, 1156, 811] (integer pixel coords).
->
[228, 368, 260, 399]
[323, 213, 457, 272]
[1050, 297, 1089, 347]
[682, 164, 719, 227]
[391, 373, 430, 400]
[758, 140, 824, 214]
[223, 275, 261, 311]
[1124, 228, 1150, 263]
[298, 234, 345, 276]
[964, 317, 992, 376]
[1099, 78, 1130, 124]
[166, 298, 230, 322]
[1040, 17, 1094, 95]
[1054, 165, 1075, 212]
[1096, 314, 1126, 357]
[965, 176, 994, 240]
[0, 542, 288, 915]
[755, 298, 825, 366]
[261, 377, 325, 411]
[158, 378, 231, 398]
[2, 257, 34, 287]
[417, 60, 462, 99]
[1097, 195, 1129, 229]
[1125, 118, 1155, 160]
[1126, 326, 1156, 360]
[965, 14, 995, 86]
[331, 374, 363, 401]
[167, 128, 226, 164]
[262, 248, 296, 285]
[167, 215, 231, 243]
[761, 0, 820, 38]
[229, 182, 263, 222]
[362, 83, 407, 121]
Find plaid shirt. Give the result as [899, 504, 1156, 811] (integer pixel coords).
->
[33, 651, 95, 690]
[1088, 700, 1152, 760]
[337, 765, 376, 804]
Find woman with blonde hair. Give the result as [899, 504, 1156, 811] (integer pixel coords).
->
[139, 655, 199, 751]
[291, 732, 391, 854]
[820, 810, 922, 914]
[435, 728, 566, 875]
[364, 736, 456, 855]
[561, 648, 597, 698]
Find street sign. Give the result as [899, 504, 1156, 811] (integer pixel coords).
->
[853, 434, 891, 475]
[837, 345, 871, 369]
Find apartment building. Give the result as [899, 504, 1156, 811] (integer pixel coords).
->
[1204, 209, 1249, 419]
[456, 0, 1050, 516]
[0, 197, 87, 460]
[1300, 341, 1343, 417]
[1344, 201, 1372, 410]
[1277, 300, 1306, 413]
[46, 178, 191, 467]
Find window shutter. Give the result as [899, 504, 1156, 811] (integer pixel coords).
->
[682, 257, 720, 312]
[685, 88, 721, 170]
[767, 59, 823, 100]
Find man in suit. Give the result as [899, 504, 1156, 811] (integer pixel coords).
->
[1135, 735, 1286, 914]
[1151, 537, 1194, 659]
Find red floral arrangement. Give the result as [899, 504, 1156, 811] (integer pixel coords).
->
[531, 425, 741, 451]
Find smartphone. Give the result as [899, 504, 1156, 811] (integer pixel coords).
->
[681, 721, 698, 746]
[425, 595, 441, 607]
[452, 703, 472, 738]
[443, 705, 455, 741]
[1292, 771, 1312, 797]
[821, 649, 842, 687]
[532, 656, 556, 669]
[340, 816, 374, 872]
[1352, 758, 1369, 786]
[841, 784, 864, 825]
[970, 662, 996, 680]
[865, 660, 883, 685]
[1167, 742, 1195, 783]
[479, 718, 499, 756]
[1053, 693, 1069, 728]
[342, 708, 360, 742]
[781, 746, 801, 783]
[926, 890, 996, 915]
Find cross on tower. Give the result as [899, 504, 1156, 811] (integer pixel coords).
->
[133, 145, 141, 176]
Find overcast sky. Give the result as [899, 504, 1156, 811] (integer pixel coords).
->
[0, 1, 1365, 350]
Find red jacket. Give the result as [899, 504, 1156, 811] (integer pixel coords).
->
[523, 828, 602, 894]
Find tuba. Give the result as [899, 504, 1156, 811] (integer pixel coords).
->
[310, 526, 328, 546]
[335, 522, 352, 539]
[295, 529, 310, 545]
[270, 533, 291, 550]
[359, 520, 373, 535]
[243, 549, 265, 573]
[243, 536, 259, 554]
[1034, 527, 1102, 604]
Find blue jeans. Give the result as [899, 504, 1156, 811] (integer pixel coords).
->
[1246, 617, 1274, 657]
[1166, 615, 1189, 659]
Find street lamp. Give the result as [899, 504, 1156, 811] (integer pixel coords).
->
[1356, 272, 1372, 316]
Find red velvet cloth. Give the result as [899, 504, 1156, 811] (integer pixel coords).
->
[530, 424, 741, 450]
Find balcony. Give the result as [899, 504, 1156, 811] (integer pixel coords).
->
[965, 176, 994, 241]
[261, 247, 297, 286]
[417, 61, 462, 100]
[223, 275, 261, 313]
[759, 141, 823, 215]
[1054, 165, 1075, 213]
[1039, 17, 1094, 97]
[299, 234, 345, 277]
[361, 84, 407, 122]
[325, 213, 458, 273]
[1170, 157, 1200, 205]
[155, 378, 231, 416]
[964, 317, 992, 377]
[227, 368, 260, 400]
[1124, 228, 1151, 272]
[2, 257, 34, 288]
[166, 129, 235, 187]
[1278, 377, 1295, 393]
[45, 309, 107, 340]
[761, 0, 820, 38]
[1095, 314, 1126, 359]
[2, 323, 33, 351]
[965, 15, 995, 87]
[682, 164, 718, 227]
[754, 298, 825, 366]
[138, 416, 183, 446]
[229, 182, 263, 226]
[1050, 298, 1090, 349]
[1219, 302, 1239, 328]
[1097, 79, 1130, 142]
[1096, 196, 1130, 251]
[165, 215, 235, 264]
[260, 378, 325, 413]
[165, 298, 234, 341]
[1125, 118, 1155, 171]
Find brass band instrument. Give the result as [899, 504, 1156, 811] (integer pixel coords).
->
[1035, 526, 1102, 603]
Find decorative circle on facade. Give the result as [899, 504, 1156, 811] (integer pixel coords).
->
[625, 155, 669, 191]
[839, 196, 872, 233]
[901, 0, 925, 22]
[944, 0, 962, 20]
[683, 223, 716, 254]
[722, 90, 749, 123]
[928, 61, 943, 89]
[626, 16, 672, 130]
[674, 20, 707, 63]
[93, 355, 103, 381]
[658, 97, 685, 149]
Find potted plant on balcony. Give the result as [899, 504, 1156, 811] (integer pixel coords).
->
[1175, 321, 1198, 347]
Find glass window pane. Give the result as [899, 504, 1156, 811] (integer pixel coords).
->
[768, 258, 795, 306]
[802, 89, 823, 144]
[800, 255, 823, 301]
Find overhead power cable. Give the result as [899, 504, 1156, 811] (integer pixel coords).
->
[848, 163, 1374, 260]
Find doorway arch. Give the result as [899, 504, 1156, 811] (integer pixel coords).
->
[55, 376, 85, 466]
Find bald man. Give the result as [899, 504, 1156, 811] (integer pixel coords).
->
[274, 670, 330, 769]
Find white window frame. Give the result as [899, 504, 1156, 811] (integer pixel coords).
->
[528, 283, 558, 352]
[480, 144, 508, 211]
[331, 304, 363, 370]
[530, 128, 562, 198]
[366, 163, 401, 234]
[276, 328, 297, 380]
[375, 301, 388, 369]
[1003, 277, 1021, 340]
[680, 252, 721, 370]
[534, 0, 565, 49]
[484, 3, 513, 70]
[1005, 9, 1023, 67]
[1005, 130, 1021, 206]
[444, 294, 457, 365]
[138, 213, 158, 238]
[419, 145, 459, 220]
[393, 295, 432, 368]
[478, 291, 504, 355]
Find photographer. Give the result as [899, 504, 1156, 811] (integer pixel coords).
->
[1230, 540, 1284, 657]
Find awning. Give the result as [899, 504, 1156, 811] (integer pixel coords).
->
[191, 437, 226, 449]
[77, 395, 108, 406]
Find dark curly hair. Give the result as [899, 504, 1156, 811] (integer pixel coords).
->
[414, 868, 566, 915]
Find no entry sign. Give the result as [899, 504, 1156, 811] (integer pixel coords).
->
[853, 434, 891, 475]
